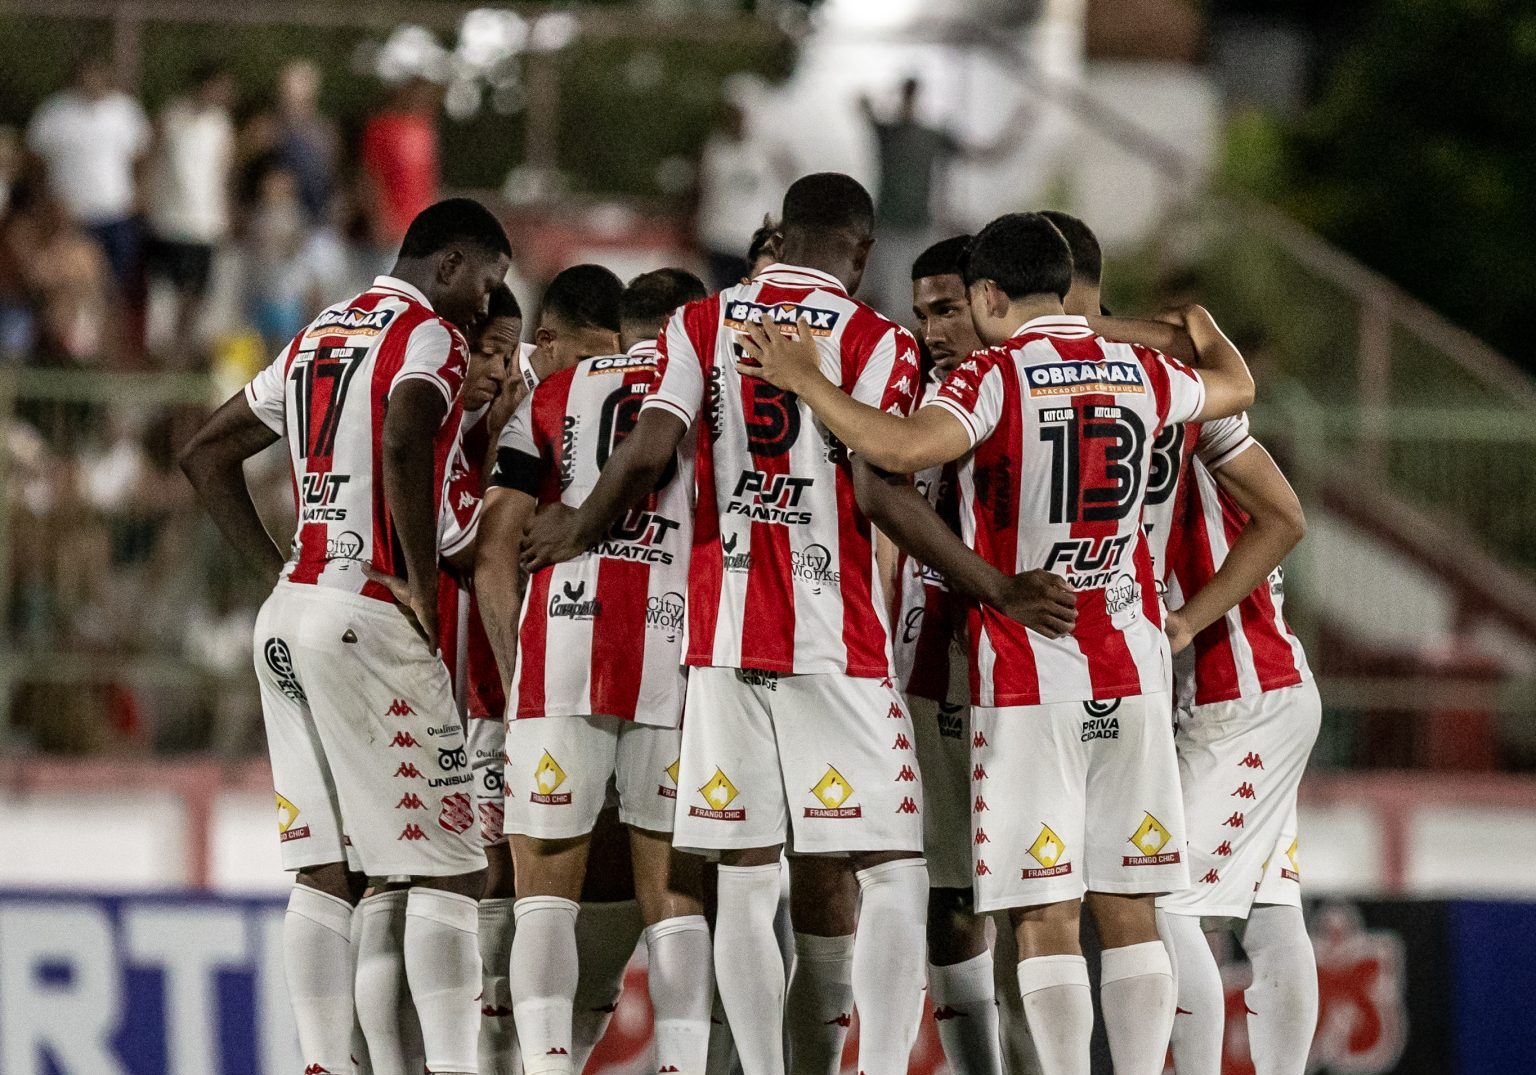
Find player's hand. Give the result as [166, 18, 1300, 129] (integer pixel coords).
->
[1165, 608, 1196, 654]
[990, 570, 1077, 638]
[521, 502, 587, 572]
[362, 564, 439, 652]
[735, 317, 823, 394]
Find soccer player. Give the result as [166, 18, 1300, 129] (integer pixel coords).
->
[735, 212, 1258, 1075]
[745, 219, 781, 281]
[178, 198, 512, 1075]
[522, 174, 1069, 1075]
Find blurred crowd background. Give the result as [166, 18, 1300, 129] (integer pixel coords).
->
[1, 0, 1532, 774]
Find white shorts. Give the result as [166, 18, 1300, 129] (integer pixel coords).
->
[254, 584, 486, 878]
[503, 715, 682, 840]
[467, 715, 507, 847]
[672, 668, 924, 856]
[970, 692, 1188, 912]
[910, 681, 971, 890]
[1158, 680, 1320, 919]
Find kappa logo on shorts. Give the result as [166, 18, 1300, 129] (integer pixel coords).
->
[974, 829, 990, 845]
[973, 730, 988, 748]
[895, 765, 917, 782]
[398, 823, 429, 842]
[1199, 869, 1220, 884]
[395, 763, 424, 779]
[1281, 837, 1301, 881]
[659, 759, 680, 800]
[1232, 782, 1257, 800]
[1225, 812, 1245, 828]
[390, 731, 421, 748]
[1023, 825, 1072, 879]
[806, 766, 861, 818]
[263, 638, 306, 704]
[887, 703, 904, 720]
[973, 795, 989, 813]
[438, 792, 474, 834]
[387, 699, 415, 717]
[1240, 752, 1265, 769]
[1123, 813, 1181, 867]
[976, 860, 992, 876]
[397, 793, 427, 810]
[1213, 840, 1233, 856]
[893, 733, 912, 751]
[689, 768, 745, 821]
[895, 797, 919, 814]
[972, 763, 987, 781]
[275, 793, 310, 843]
[531, 752, 572, 805]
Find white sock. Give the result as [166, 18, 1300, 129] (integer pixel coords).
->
[1158, 910, 1224, 1075]
[929, 951, 1003, 1075]
[1243, 905, 1318, 1075]
[511, 896, 580, 1075]
[714, 864, 788, 1075]
[355, 891, 428, 1075]
[851, 859, 929, 1075]
[1017, 955, 1092, 1075]
[1099, 941, 1175, 1075]
[572, 899, 644, 1069]
[991, 917, 1043, 1075]
[785, 932, 854, 1075]
[647, 915, 714, 1075]
[350, 895, 372, 1074]
[705, 986, 736, 1075]
[284, 885, 356, 1075]
[479, 897, 520, 1075]
[405, 887, 482, 1075]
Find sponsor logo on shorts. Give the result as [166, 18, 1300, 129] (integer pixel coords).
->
[390, 731, 421, 748]
[1224, 812, 1245, 828]
[437, 746, 468, 771]
[531, 751, 572, 805]
[689, 768, 745, 821]
[397, 793, 426, 810]
[895, 765, 917, 782]
[398, 823, 429, 842]
[387, 699, 415, 717]
[825, 1013, 852, 1028]
[1232, 782, 1257, 800]
[1281, 837, 1300, 882]
[395, 763, 424, 779]
[895, 797, 919, 814]
[1081, 715, 1120, 742]
[427, 723, 458, 737]
[659, 759, 680, 800]
[901, 606, 924, 644]
[893, 733, 912, 751]
[264, 639, 306, 704]
[937, 702, 964, 740]
[974, 829, 990, 845]
[1199, 869, 1220, 884]
[887, 703, 905, 720]
[1123, 813, 1181, 867]
[805, 766, 861, 819]
[438, 792, 474, 834]
[975, 860, 991, 876]
[1213, 840, 1233, 856]
[1024, 825, 1072, 879]
[1084, 698, 1121, 717]
[972, 763, 987, 781]
[275, 793, 310, 843]
[1240, 752, 1265, 770]
[790, 543, 840, 594]
[973, 730, 988, 748]
[427, 773, 472, 788]
[736, 669, 777, 690]
[973, 796, 989, 813]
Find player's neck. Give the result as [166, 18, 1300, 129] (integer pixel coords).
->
[987, 295, 1065, 341]
[385, 260, 442, 309]
[1062, 283, 1101, 318]
[775, 234, 859, 292]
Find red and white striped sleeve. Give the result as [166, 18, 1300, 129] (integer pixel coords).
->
[851, 325, 923, 417]
[641, 307, 705, 428]
[392, 319, 468, 405]
[1142, 346, 1206, 429]
[927, 350, 1007, 448]
[1194, 413, 1255, 471]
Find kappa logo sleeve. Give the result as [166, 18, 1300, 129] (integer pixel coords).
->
[488, 392, 545, 497]
[243, 346, 291, 435]
[927, 351, 1006, 448]
[392, 319, 468, 405]
[851, 326, 923, 416]
[640, 308, 705, 428]
[1194, 412, 1255, 471]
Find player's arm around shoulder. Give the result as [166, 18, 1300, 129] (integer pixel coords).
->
[1175, 304, 1255, 422]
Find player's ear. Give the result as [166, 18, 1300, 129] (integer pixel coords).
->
[437, 248, 465, 285]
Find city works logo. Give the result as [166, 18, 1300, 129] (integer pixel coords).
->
[300, 472, 349, 522]
[308, 306, 395, 337]
[805, 766, 861, 819]
[263, 638, 306, 704]
[531, 751, 571, 805]
[1103, 573, 1142, 616]
[598, 511, 682, 565]
[1023, 360, 1145, 397]
[728, 471, 814, 526]
[1123, 813, 1181, 866]
[276, 793, 310, 843]
[1023, 824, 1072, 879]
[791, 543, 840, 594]
[438, 792, 474, 834]
[659, 759, 680, 800]
[326, 530, 364, 560]
[549, 581, 601, 620]
[689, 768, 745, 821]
[647, 592, 685, 642]
[721, 532, 751, 573]
[724, 300, 842, 337]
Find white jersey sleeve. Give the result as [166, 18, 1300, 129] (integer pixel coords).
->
[244, 348, 289, 435]
[926, 351, 1007, 448]
[1144, 347, 1207, 429]
[1194, 412, 1255, 471]
[641, 308, 705, 428]
[391, 319, 467, 405]
[851, 325, 922, 416]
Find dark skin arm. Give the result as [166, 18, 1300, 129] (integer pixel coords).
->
[383, 380, 451, 651]
[476, 486, 538, 695]
[178, 393, 284, 577]
[853, 460, 1077, 637]
[521, 408, 686, 572]
[1086, 315, 1198, 364]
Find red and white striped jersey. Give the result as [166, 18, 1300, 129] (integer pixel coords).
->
[929, 315, 1206, 707]
[892, 372, 966, 702]
[1155, 414, 1311, 706]
[489, 341, 693, 726]
[641, 263, 922, 677]
[245, 276, 468, 603]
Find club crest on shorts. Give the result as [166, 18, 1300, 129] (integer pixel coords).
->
[531, 751, 572, 805]
[275, 793, 310, 843]
[690, 768, 745, 821]
[805, 766, 861, 819]
[1023, 824, 1072, 878]
[438, 792, 474, 834]
[1282, 837, 1301, 881]
[659, 759, 680, 799]
[1123, 812, 1181, 866]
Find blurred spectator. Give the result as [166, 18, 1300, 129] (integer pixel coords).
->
[25, 55, 149, 290]
[0, 126, 20, 217]
[243, 160, 308, 351]
[696, 104, 782, 291]
[0, 181, 111, 364]
[274, 60, 339, 227]
[360, 78, 440, 258]
[145, 64, 236, 357]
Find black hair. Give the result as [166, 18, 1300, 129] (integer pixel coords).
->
[398, 197, 512, 261]
[486, 282, 520, 321]
[541, 264, 623, 333]
[911, 234, 973, 281]
[1039, 210, 1102, 286]
[781, 173, 874, 237]
[746, 219, 781, 265]
[620, 268, 708, 331]
[963, 213, 1073, 301]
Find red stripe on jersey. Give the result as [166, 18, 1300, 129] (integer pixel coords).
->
[1178, 478, 1241, 698]
[288, 524, 327, 584]
[681, 296, 724, 666]
[517, 569, 552, 716]
[365, 303, 435, 592]
[1137, 343, 1175, 433]
[833, 456, 885, 676]
[590, 555, 649, 718]
[739, 375, 797, 671]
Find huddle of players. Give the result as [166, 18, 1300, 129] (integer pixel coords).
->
[180, 172, 1319, 1075]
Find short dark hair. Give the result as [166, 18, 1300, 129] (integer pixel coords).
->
[486, 282, 520, 321]
[621, 268, 708, 331]
[781, 173, 874, 237]
[541, 264, 623, 333]
[746, 219, 780, 265]
[963, 213, 1073, 301]
[1039, 210, 1102, 286]
[911, 234, 973, 281]
[398, 198, 512, 261]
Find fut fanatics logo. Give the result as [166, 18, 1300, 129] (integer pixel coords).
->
[721, 531, 752, 573]
[397, 793, 426, 810]
[599, 510, 682, 566]
[1232, 782, 1257, 800]
[549, 581, 602, 621]
[1023, 359, 1146, 397]
[723, 300, 842, 338]
[1123, 813, 1181, 866]
[395, 763, 424, 779]
[263, 638, 307, 704]
[790, 543, 840, 594]
[389, 731, 421, 748]
[308, 306, 395, 337]
[806, 766, 862, 818]
[728, 470, 814, 526]
[531, 752, 572, 805]
[274, 792, 310, 841]
[398, 823, 429, 842]
[1240, 752, 1265, 770]
[690, 768, 746, 821]
[1024, 825, 1071, 878]
[438, 792, 474, 834]
[1041, 533, 1135, 590]
[1281, 837, 1301, 881]
[300, 472, 349, 523]
[659, 759, 680, 800]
